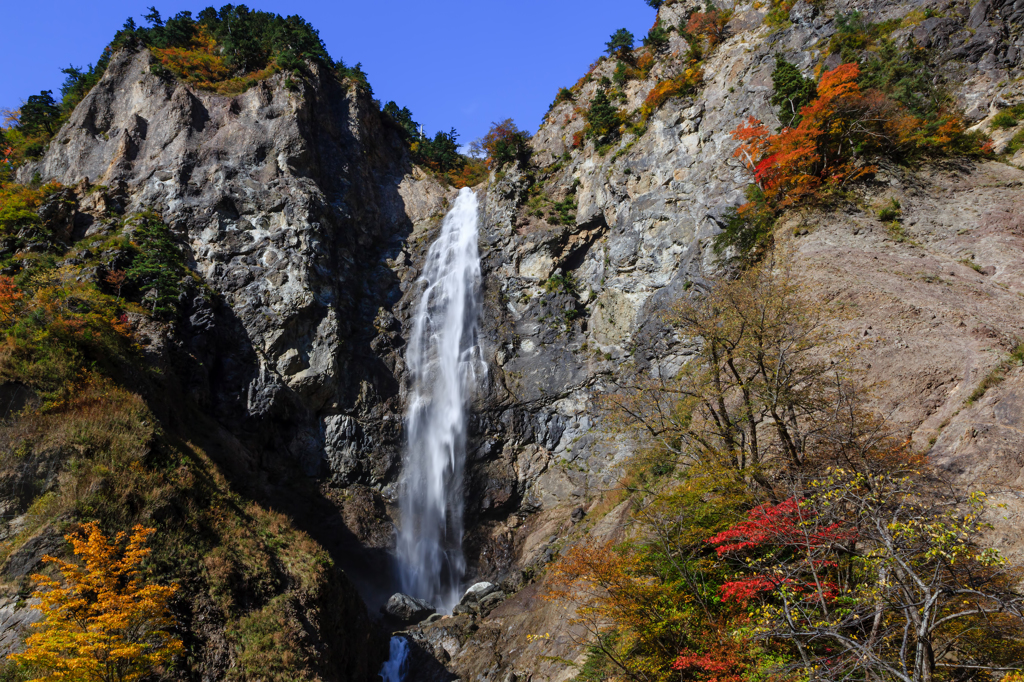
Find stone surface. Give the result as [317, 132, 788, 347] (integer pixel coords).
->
[384, 593, 437, 624]
[459, 581, 497, 605]
[6, 0, 1024, 677]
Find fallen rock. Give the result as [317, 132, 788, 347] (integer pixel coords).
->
[479, 591, 507, 612]
[459, 582, 497, 606]
[383, 593, 436, 624]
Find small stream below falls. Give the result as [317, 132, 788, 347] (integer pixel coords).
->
[382, 187, 485, 681]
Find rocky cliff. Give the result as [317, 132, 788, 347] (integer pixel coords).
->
[385, 0, 1024, 678]
[3, 0, 1024, 678]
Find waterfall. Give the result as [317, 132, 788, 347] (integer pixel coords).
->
[397, 186, 485, 612]
[379, 636, 411, 682]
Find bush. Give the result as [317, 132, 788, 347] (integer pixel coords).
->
[640, 69, 703, 120]
[684, 8, 732, 49]
[877, 197, 902, 222]
[477, 119, 531, 170]
[1007, 129, 1024, 154]
[548, 87, 574, 113]
[992, 104, 1024, 129]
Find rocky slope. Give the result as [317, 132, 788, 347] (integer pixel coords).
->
[384, 0, 1024, 678]
[2, 0, 1024, 678]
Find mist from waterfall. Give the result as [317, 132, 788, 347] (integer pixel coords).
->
[397, 186, 485, 612]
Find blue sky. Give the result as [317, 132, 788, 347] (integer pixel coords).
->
[0, 1, 657, 144]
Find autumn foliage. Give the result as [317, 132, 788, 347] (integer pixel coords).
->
[641, 69, 704, 120]
[151, 26, 282, 96]
[685, 10, 732, 49]
[477, 118, 531, 169]
[10, 523, 182, 682]
[731, 62, 989, 215]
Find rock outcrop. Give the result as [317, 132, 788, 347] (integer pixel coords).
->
[6, 0, 1024, 677]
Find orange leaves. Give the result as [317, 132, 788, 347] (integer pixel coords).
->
[636, 52, 655, 79]
[0, 276, 23, 324]
[641, 69, 704, 120]
[812, 62, 860, 109]
[10, 522, 182, 682]
[685, 10, 732, 48]
[732, 60, 989, 219]
[731, 63, 874, 209]
[150, 26, 279, 96]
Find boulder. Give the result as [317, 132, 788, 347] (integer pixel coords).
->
[458, 582, 497, 606]
[383, 593, 436, 624]
[478, 591, 507, 612]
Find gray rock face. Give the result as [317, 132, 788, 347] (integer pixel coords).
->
[384, 593, 437, 624]
[19, 47, 444, 491]
[10, 1, 1024, 677]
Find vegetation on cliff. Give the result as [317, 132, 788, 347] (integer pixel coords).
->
[715, 15, 992, 262]
[0, 163, 370, 679]
[552, 255, 1024, 682]
[11, 523, 182, 682]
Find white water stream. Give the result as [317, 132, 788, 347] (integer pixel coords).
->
[380, 636, 411, 682]
[380, 188, 485, 682]
[397, 186, 485, 611]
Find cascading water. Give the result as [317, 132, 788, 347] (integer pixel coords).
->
[397, 186, 485, 611]
[379, 187, 484, 682]
[380, 637, 411, 682]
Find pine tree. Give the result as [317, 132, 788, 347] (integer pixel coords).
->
[125, 213, 185, 319]
[605, 29, 635, 58]
[768, 55, 817, 128]
[586, 89, 621, 142]
[19, 92, 62, 137]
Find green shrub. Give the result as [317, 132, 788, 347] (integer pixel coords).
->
[1007, 129, 1024, 154]
[711, 185, 776, 263]
[877, 197, 902, 222]
[992, 105, 1024, 129]
[769, 55, 816, 128]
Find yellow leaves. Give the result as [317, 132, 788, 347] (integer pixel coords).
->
[9, 522, 182, 682]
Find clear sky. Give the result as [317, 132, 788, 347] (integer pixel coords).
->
[0, 1, 657, 145]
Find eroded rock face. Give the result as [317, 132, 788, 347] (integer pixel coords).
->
[19, 48, 447, 492]
[387, 0, 1024, 679]
[12, 0, 1024, 677]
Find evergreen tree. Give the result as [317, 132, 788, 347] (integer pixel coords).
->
[125, 213, 185, 319]
[643, 21, 670, 51]
[384, 101, 419, 139]
[860, 39, 942, 118]
[586, 88, 621, 142]
[605, 29, 635, 58]
[19, 91, 62, 137]
[414, 129, 464, 173]
[769, 55, 816, 128]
